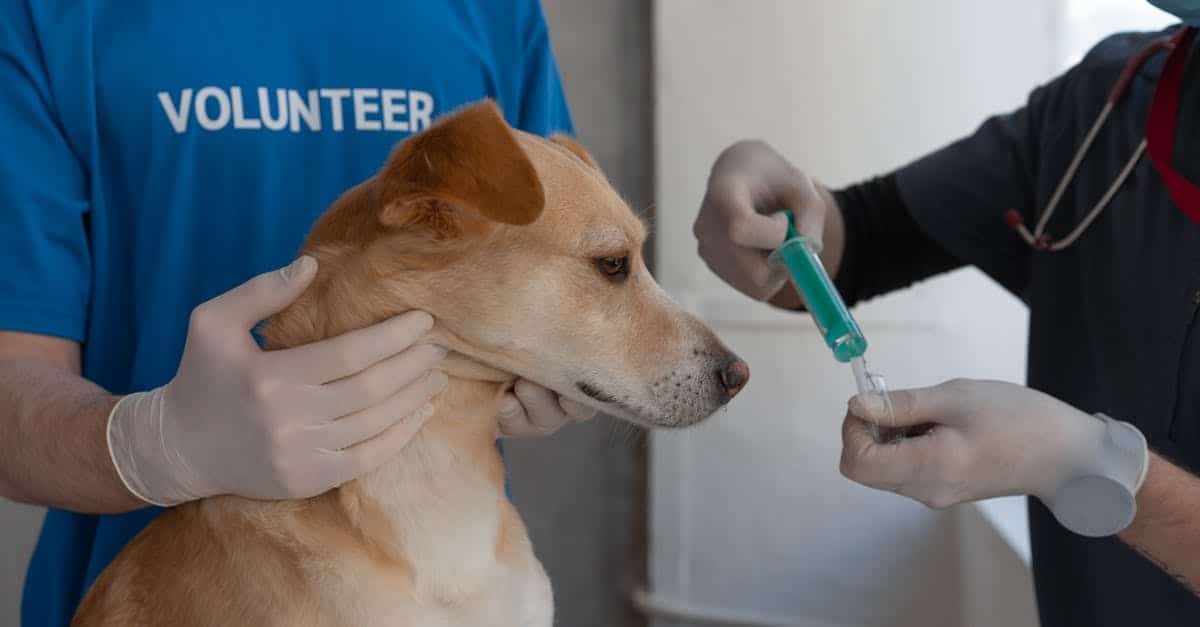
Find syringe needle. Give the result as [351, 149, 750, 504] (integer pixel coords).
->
[850, 356, 898, 444]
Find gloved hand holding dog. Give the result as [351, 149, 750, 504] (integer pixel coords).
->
[106, 256, 593, 507]
[841, 378, 1150, 537]
[497, 381, 596, 438]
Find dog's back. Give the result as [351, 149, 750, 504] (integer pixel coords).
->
[73, 501, 326, 626]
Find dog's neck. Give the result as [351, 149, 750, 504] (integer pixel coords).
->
[264, 289, 525, 601]
[437, 351, 516, 385]
[337, 353, 516, 603]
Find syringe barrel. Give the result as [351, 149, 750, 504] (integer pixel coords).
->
[774, 211, 867, 362]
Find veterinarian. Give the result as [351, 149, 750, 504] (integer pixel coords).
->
[0, 3, 595, 625]
[694, 6, 1200, 627]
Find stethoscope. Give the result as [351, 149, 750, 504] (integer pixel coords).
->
[1005, 29, 1186, 252]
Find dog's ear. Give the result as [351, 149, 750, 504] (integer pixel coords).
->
[378, 100, 544, 235]
[550, 134, 601, 170]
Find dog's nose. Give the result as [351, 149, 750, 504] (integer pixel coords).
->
[717, 356, 750, 400]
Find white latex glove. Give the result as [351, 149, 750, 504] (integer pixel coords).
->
[107, 256, 449, 506]
[496, 379, 597, 438]
[841, 378, 1149, 537]
[694, 140, 828, 301]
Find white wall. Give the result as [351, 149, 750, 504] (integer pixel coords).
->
[1059, 0, 1176, 68]
[958, 505, 1039, 627]
[649, 2, 1063, 625]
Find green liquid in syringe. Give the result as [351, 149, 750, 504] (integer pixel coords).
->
[771, 210, 867, 362]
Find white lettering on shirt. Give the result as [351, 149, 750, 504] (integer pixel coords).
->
[258, 88, 288, 131]
[352, 88, 382, 131]
[411, 91, 434, 131]
[194, 87, 231, 131]
[157, 89, 193, 133]
[230, 87, 262, 130]
[318, 89, 351, 131]
[381, 89, 408, 132]
[157, 86, 436, 135]
[289, 90, 321, 133]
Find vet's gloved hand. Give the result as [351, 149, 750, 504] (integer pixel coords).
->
[107, 256, 449, 506]
[496, 380, 596, 438]
[840, 379, 1150, 537]
[694, 140, 829, 301]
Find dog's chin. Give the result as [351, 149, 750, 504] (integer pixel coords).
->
[630, 411, 716, 430]
[569, 380, 725, 430]
[609, 406, 720, 430]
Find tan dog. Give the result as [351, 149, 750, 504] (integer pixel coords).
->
[72, 100, 749, 627]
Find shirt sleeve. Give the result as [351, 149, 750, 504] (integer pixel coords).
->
[0, 4, 91, 342]
[892, 78, 1067, 299]
[510, 0, 575, 137]
[832, 174, 962, 307]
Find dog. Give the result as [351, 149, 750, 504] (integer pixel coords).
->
[72, 99, 749, 626]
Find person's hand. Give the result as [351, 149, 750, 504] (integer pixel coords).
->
[496, 379, 597, 438]
[694, 140, 830, 301]
[840, 378, 1150, 537]
[106, 256, 449, 506]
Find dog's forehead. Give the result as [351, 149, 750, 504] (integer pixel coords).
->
[515, 131, 600, 188]
[515, 132, 645, 243]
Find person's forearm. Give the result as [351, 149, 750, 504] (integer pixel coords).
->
[0, 357, 142, 513]
[1119, 452, 1200, 595]
[768, 183, 845, 310]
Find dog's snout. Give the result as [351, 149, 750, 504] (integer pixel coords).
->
[717, 356, 749, 400]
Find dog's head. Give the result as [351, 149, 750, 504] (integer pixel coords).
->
[274, 100, 748, 428]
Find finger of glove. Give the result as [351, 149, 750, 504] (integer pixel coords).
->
[514, 381, 586, 431]
[335, 394, 439, 479]
[316, 344, 447, 418]
[320, 370, 447, 451]
[499, 381, 568, 436]
[559, 396, 597, 422]
[705, 181, 790, 251]
[497, 382, 586, 438]
[848, 380, 971, 429]
[840, 413, 940, 492]
[776, 176, 826, 249]
[496, 393, 541, 438]
[699, 244, 787, 301]
[265, 310, 434, 384]
[199, 256, 318, 331]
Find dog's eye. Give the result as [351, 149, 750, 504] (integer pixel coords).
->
[596, 256, 629, 281]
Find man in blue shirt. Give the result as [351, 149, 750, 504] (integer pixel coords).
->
[0, 3, 593, 625]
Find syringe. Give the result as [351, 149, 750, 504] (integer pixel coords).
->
[768, 210, 866, 363]
[769, 210, 896, 442]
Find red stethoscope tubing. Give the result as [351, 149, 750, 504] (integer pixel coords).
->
[1005, 27, 1192, 252]
[1146, 27, 1200, 225]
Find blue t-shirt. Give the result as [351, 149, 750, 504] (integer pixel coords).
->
[0, 3, 573, 625]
